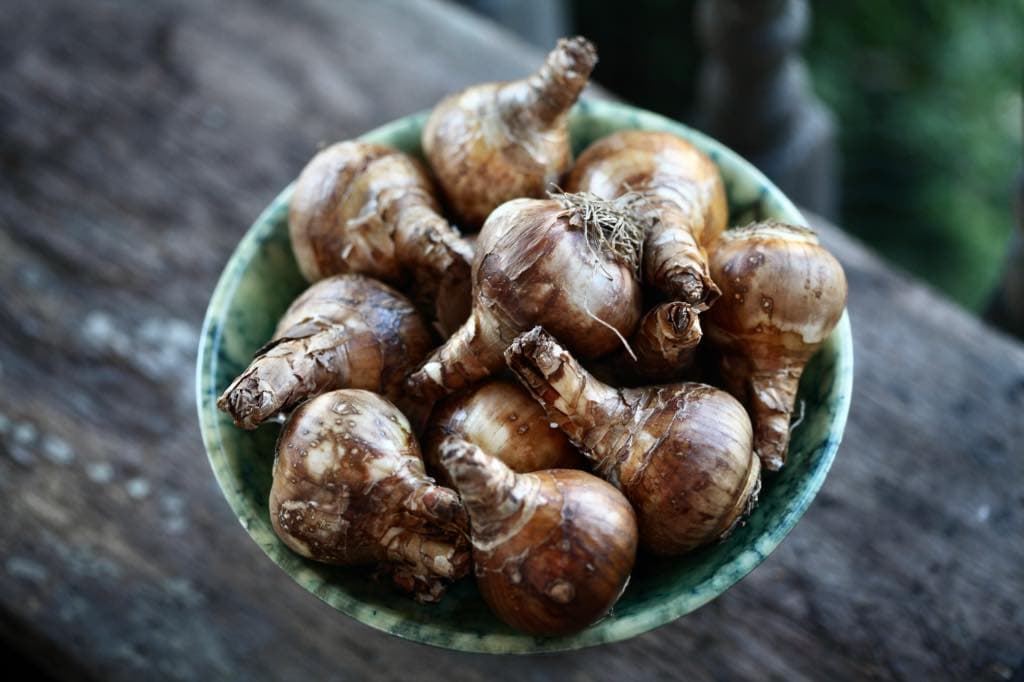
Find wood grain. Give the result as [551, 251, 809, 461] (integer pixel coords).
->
[1, 1, 1022, 680]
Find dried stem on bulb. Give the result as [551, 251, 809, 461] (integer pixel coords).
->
[423, 379, 586, 486]
[704, 221, 848, 470]
[440, 437, 636, 636]
[592, 301, 703, 386]
[289, 141, 474, 335]
[423, 36, 598, 229]
[217, 275, 433, 429]
[270, 390, 471, 603]
[505, 327, 760, 555]
[405, 193, 643, 409]
[566, 130, 727, 309]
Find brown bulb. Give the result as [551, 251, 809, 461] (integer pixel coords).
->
[441, 437, 637, 636]
[217, 274, 433, 429]
[566, 130, 727, 308]
[704, 221, 848, 470]
[270, 390, 470, 603]
[506, 327, 760, 555]
[289, 141, 473, 334]
[405, 194, 643, 406]
[423, 36, 598, 229]
[423, 379, 586, 485]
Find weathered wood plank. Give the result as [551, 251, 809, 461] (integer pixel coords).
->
[0, 1, 1022, 680]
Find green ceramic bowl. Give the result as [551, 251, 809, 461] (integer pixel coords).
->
[196, 99, 853, 653]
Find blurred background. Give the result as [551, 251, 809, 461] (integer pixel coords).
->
[461, 0, 1024, 314]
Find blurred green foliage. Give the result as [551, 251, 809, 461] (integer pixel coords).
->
[572, 0, 1024, 310]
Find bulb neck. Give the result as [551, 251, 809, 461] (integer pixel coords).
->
[504, 327, 628, 463]
[500, 36, 597, 128]
[406, 305, 507, 406]
[439, 438, 537, 549]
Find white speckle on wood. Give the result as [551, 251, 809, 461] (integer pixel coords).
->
[87, 461, 115, 484]
[8, 446, 36, 465]
[160, 493, 185, 514]
[12, 420, 38, 446]
[164, 516, 188, 535]
[82, 311, 132, 355]
[975, 504, 991, 523]
[6, 556, 49, 584]
[82, 310, 200, 406]
[160, 494, 188, 534]
[126, 477, 151, 499]
[41, 435, 74, 464]
[165, 577, 206, 607]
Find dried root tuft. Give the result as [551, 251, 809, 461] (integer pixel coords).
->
[551, 189, 649, 277]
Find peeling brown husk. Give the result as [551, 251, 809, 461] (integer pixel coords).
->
[289, 141, 473, 334]
[505, 327, 760, 554]
[565, 130, 726, 309]
[422, 379, 585, 486]
[422, 37, 598, 228]
[270, 390, 470, 603]
[592, 301, 703, 385]
[439, 437, 537, 546]
[217, 275, 433, 430]
[704, 221, 848, 470]
[440, 437, 636, 635]
[405, 196, 642, 410]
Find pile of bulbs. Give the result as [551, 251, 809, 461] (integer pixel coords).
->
[218, 36, 848, 636]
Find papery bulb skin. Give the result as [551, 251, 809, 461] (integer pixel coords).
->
[423, 36, 598, 229]
[289, 141, 473, 334]
[217, 275, 433, 429]
[566, 130, 727, 308]
[704, 222, 848, 470]
[270, 390, 470, 603]
[506, 327, 760, 555]
[441, 438, 636, 636]
[406, 194, 643, 407]
[423, 379, 586, 485]
[591, 301, 703, 386]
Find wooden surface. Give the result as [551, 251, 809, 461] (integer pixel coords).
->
[1, 1, 1022, 680]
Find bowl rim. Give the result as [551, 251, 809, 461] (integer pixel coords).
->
[196, 98, 854, 653]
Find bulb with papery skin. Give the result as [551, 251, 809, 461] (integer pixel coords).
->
[422, 378, 586, 485]
[704, 221, 847, 470]
[441, 437, 636, 636]
[270, 389, 470, 603]
[405, 194, 643, 408]
[217, 274, 433, 430]
[423, 36, 598, 229]
[566, 130, 727, 309]
[506, 327, 760, 555]
[289, 141, 473, 334]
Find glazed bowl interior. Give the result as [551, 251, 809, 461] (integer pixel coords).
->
[196, 99, 853, 653]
